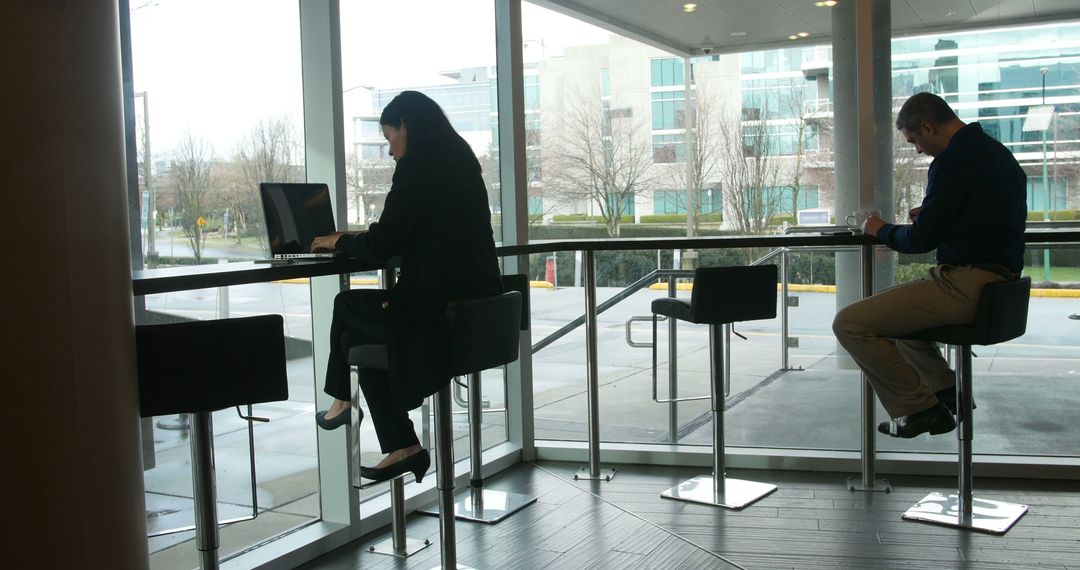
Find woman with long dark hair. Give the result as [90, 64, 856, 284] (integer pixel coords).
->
[310, 91, 502, 483]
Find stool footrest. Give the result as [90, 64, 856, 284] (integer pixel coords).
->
[901, 491, 1028, 534]
[660, 475, 776, 509]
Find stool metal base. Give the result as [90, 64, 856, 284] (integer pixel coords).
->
[661, 475, 777, 509]
[574, 467, 617, 481]
[902, 492, 1028, 534]
[418, 489, 537, 524]
[846, 477, 892, 493]
[367, 537, 430, 558]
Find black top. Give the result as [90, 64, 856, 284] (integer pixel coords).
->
[876, 122, 1027, 272]
[336, 147, 502, 407]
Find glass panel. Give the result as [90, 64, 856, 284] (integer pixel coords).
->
[128, 2, 314, 565]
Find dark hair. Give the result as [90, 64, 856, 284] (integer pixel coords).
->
[895, 92, 959, 132]
[380, 90, 477, 165]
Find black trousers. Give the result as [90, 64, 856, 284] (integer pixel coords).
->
[324, 289, 419, 454]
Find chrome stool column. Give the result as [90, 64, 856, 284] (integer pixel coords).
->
[897, 277, 1031, 534]
[420, 275, 536, 524]
[656, 265, 779, 509]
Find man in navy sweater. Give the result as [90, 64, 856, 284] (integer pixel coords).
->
[833, 92, 1027, 438]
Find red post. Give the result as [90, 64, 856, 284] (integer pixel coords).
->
[545, 257, 555, 285]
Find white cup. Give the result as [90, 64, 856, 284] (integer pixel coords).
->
[845, 210, 880, 232]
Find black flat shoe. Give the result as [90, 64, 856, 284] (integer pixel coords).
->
[878, 403, 956, 438]
[360, 449, 431, 484]
[315, 407, 361, 431]
[935, 387, 976, 421]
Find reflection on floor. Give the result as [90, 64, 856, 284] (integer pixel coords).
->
[304, 460, 1080, 570]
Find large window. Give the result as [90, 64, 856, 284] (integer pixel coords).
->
[128, 1, 311, 566]
[339, 0, 506, 509]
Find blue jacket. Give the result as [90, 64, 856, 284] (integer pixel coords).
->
[876, 122, 1027, 273]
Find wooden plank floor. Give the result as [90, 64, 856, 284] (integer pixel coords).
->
[301, 461, 1080, 569]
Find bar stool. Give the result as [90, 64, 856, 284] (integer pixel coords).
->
[419, 275, 537, 523]
[136, 315, 289, 570]
[654, 265, 779, 509]
[349, 291, 522, 568]
[897, 276, 1031, 534]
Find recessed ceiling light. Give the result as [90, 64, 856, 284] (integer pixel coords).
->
[815, 0, 838, 7]
[788, 35, 799, 40]
[797, 32, 810, 37]
[683, 3, 697, 12]
[730, 31, 747, 37]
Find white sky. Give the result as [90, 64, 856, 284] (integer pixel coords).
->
[130, 0, 611, 159]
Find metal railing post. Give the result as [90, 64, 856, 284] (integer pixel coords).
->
[847, 243, 891, 493]
[574, 250, 615, 481]
[781, 249, 790, 370]
[667, 276, 678, 442]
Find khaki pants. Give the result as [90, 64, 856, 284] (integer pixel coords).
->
[832, 265, 1003, 418]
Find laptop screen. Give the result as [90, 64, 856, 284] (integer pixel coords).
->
[259, 183, 337, 256]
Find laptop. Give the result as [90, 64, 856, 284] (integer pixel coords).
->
[258, 182, 341, 261]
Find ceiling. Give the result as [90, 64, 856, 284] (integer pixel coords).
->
[531, 0, 1080, 57]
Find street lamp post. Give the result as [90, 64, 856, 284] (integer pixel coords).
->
[135, 91, 155, 262]
[1041, 68, 1051, 283]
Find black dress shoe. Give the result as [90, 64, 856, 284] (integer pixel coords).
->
[878, 403, 956, 438]
[935, 388, 976, 420]
[361, 449, 431, 484]
[315, 406, 361, 431]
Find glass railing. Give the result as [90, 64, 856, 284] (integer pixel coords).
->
[518, 233, 1080, 461]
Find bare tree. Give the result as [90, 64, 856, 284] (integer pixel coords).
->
[546, 89, 658, 237]
[716, 103, 782, 235]
[663, 86, 724, 236]
[478, 147, 551, 225]
[891, 125, 927, 222]
[780, 87, 831, 219]
[169, 132, 214, 263]
[229, 117, 302, 247]
[346, 152, 393, 226]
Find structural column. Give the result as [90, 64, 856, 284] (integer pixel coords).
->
[496, 0, 536, 460]
[5, 1, 149, 567]
[832, 0, 892, 342]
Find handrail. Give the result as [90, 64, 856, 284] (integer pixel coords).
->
[494, 229, 1080, 258]
[531, 268, 691, 354]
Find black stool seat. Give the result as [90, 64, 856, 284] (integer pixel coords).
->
[651, 298, 692, 322]
[652, 265, 777, 325]
[136, 314, 288, 416]
[897, 277, 1031, 346]
[447, 291, 522, 375]
[348, 344, 388, 369]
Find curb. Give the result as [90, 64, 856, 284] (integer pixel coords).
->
[644, 282, 1080, 297]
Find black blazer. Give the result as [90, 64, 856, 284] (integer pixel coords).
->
[336, 147, 502, 408]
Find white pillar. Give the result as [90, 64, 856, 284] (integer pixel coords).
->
[4, 1, 148, 567]
[496, 0, 536, 460]
[832, 0, 891, 364]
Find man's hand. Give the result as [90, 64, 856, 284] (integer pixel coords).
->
[861, 214, 887, 237]
[311, 232, 346, 252]
[908, 206, 922, 222]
